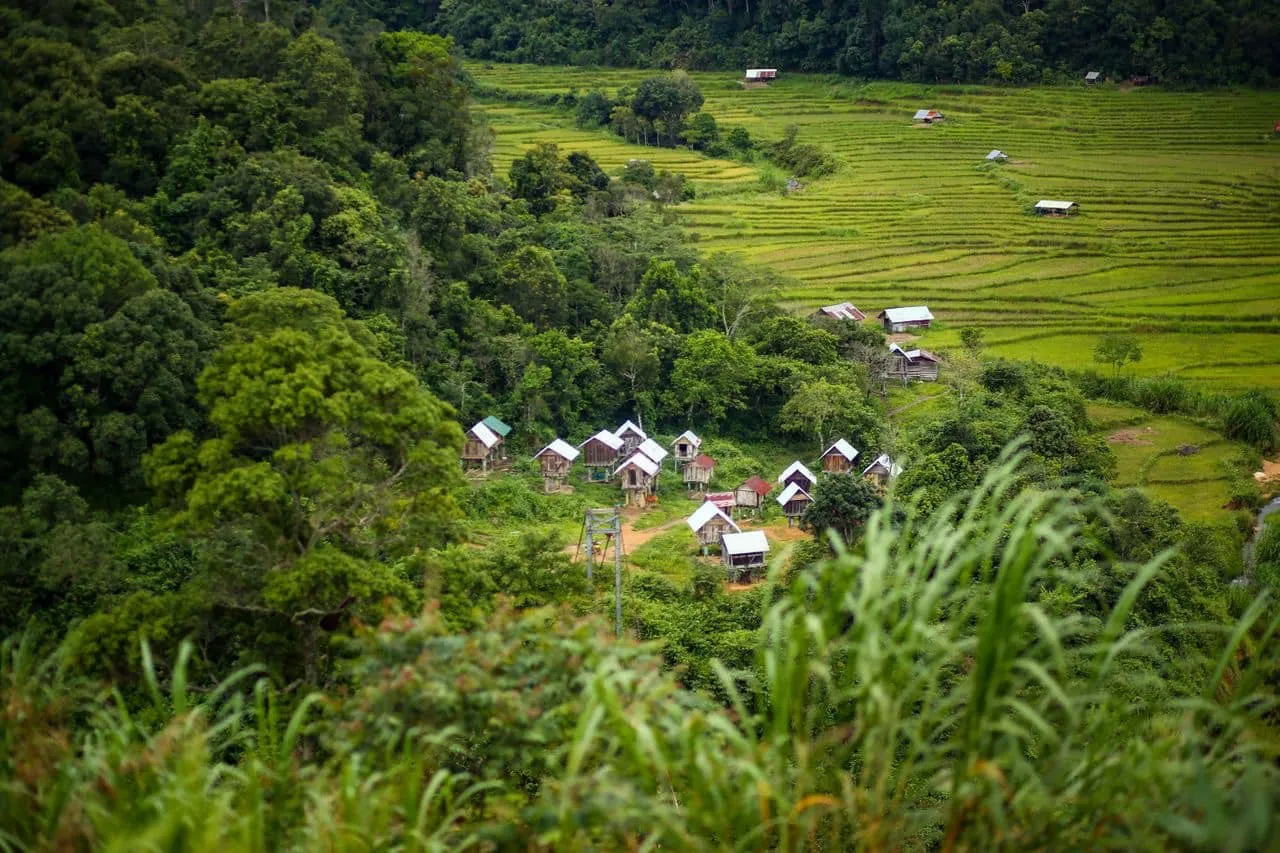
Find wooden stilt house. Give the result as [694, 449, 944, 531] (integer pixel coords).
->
[878, 306, 934, 333]
[579, 430, 623, 482]
[534, 438, 580, 492]
[778, 461, 817, 492]
[481, 416, 512, 461]
[820, 439, 859, 474]
[862, 454, 903, 489]
[734, 476, 773, 516]
[776, 482, 812, 527]
[682, 454, 715, 491]
[884, 344, 940, 382]
[462, 421, 501, 471]
[671, 430, 702, 468]
[687, 500, 739, 554]
[615, 452, 660, 508]
[614, 420, 647, 456]
[722, 530, 769, 581]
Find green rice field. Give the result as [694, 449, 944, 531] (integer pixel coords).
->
[470, 62, 1280, 389]
[1086, 401, 1251, 520]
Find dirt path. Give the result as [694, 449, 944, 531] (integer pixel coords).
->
[565, 514, 685, 559]
[620, 516, 685, 549]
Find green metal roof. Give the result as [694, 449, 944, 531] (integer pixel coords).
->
[482, 415, 512, 437]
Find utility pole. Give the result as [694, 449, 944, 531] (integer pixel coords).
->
[582, 507, 625, 638]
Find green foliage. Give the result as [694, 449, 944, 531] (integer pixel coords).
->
[0, 224, 211, 499]
[778, 379, 881, 452]
[5, 457, 1278, 849]
[668, 329, 758, 423]
[766, 125, 839, 178]
[1223, 391, 1278, 450]
[1094, 332, 1145, 375]
[959, 326, 985, 355]
[802, 472, 883, 542]
[427, 0, 1276, 85]
[1256, 524, 1280, 572]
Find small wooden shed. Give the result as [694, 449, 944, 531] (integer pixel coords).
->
[462, 421, 501, 471]
[986, 149, 1008, 162]
[811, 301, 866, 322]
[683, 453, 715, 491]
[744, 68, 778, 82]
[614, 420, 647, 455]
[862, 453, 903, 489]
[579, 430, 623, 481]
[1034, 200, 1078, 217]
[722, 530, 769, 581]
[776, 482, 812, 527]
[1085, 71, 1101, 83]
[672, 430, 702, 467]
[734, 476, 773, 516]
[778, 461, 817, 492]
[820, 439, 859, 474]
[534, 438, 580, 492]
[878, 306, 934, 333]
[687, 500, 740, 553]
[913, 109, 944, 123]
[615, 452, 660, 508]
[884, 344, 940, 382]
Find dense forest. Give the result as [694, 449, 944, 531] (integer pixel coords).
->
[2, 0, 1280, 848]
[352, 0, 1280, 84]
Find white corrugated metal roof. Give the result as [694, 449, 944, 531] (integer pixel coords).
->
[687, 501, 739, 534]
[614, 419, 647, 439]
[776, 482, 812, 505]
[881, 306, 934, 323]
[579, 430, 623, 451]
[674, 430, 701, 448]
[468, 421, 500, 449]
[722, 530, 769, 556]
[636, 438, 669, 464]
[778, 461, 816, 485]
[913, 109, 931, 119]
[1035, 200, 1077, 210]
[822, 439, 859, 462]
[986, 149, 1007, 160]
[615, 452, 659, 477]
[535, 438, 580, 462]
[862, 453, 903, 477]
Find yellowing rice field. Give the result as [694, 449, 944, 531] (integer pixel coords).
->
[470, 63, 1280, 389]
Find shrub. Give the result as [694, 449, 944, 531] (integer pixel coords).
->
[688, 563, 722, 599]
[1224, 391, 1278, 450]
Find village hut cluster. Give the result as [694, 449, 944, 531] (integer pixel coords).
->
[682, 438, 905, 581]
[812, 298, 943, 384]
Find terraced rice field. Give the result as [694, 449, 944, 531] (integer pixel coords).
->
[470, 62, 1280, 389]
[1087, 402, 1250, 520]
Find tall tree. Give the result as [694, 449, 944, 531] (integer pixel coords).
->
[802, 473, 882, 543]
[143, 288, 464, 683]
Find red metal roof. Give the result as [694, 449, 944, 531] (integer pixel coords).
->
[691, 453, 715, 469]
[705, 491, 735, 509]
[741, 475, 773, 496]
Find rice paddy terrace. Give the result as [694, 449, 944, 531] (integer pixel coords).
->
[470, 62, 1280, 390]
